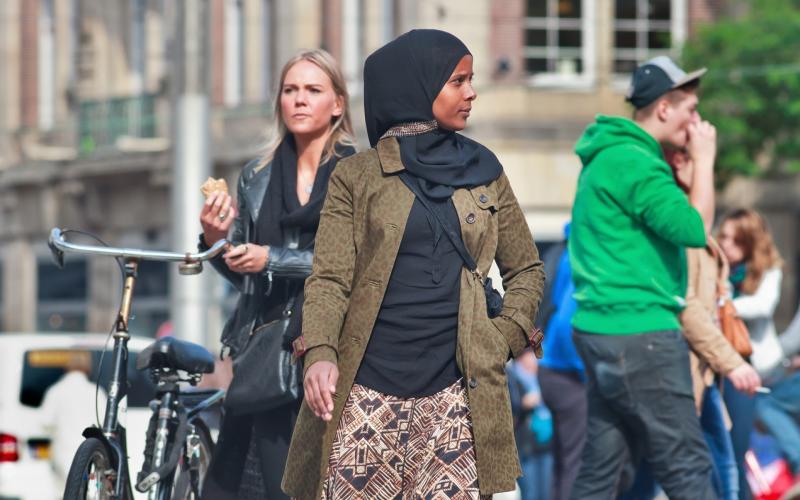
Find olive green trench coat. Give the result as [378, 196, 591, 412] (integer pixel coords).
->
[282, 137, 544, 499]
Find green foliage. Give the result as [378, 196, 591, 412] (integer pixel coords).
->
[681, 0, 800, 184]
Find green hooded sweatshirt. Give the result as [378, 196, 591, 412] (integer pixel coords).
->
[569, 115, 706, 335]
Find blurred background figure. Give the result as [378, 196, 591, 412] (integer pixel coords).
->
[508, 349, 554, 500]
[754, 355, 800, 485]
[39, 351, 107, 486]
[753, 299, 800, 495]
[718, 208, 784, 500]
[537, 221, 585, 500]
[673, 148, 761, 500]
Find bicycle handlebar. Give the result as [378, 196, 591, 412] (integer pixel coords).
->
[48, 228, 228, 267]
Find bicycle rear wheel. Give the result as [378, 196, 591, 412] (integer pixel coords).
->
[63, 437, 116, 500]
[170, 420, 214, 500]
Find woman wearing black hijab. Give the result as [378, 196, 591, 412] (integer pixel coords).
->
[282, 30, 545, 499]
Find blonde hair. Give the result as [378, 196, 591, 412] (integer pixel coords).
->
[257, 49, 355, 170]
[719, 208, 783, 294]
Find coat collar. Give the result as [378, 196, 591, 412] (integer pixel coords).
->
[376, 137, 406, 174]
[243, 160, 272, 222]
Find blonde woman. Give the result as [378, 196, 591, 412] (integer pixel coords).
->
[198, 49, 355, 499]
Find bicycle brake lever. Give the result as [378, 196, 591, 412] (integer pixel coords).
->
[47, 229, 65, 269]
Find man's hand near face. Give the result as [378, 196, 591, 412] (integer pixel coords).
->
[687, 120, 717, 233]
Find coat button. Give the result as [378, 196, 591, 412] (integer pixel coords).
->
[479, 194, 488, 203]
[468, 377, 478, 389]
[466, 213, 476, 224]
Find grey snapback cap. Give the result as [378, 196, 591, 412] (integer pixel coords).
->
[626, 56, 707, 109]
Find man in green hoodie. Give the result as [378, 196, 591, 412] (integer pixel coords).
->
[569, 56, 719, 499]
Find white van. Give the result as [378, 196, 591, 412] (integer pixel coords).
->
[0, 333, 156, 500]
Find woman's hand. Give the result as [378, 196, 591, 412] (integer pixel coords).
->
[304, 361, 338, 421]
[223, 244, 269, 273]
[726, 363, 762, 396]
[200, 191, 236, 245]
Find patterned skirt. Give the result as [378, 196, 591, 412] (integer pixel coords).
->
[322, 379, 491, 500]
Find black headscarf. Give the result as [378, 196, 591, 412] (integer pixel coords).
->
[363, 29, 502, 199]
[257, 135, 354, 249]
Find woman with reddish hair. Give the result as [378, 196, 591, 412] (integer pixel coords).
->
[718, 208, 784, 500]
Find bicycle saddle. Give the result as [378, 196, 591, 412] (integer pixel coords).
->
[136, 337, 215, 374]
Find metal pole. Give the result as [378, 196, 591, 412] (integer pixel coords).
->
[170, 0, 213, 346]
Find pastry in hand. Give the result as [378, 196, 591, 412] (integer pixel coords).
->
[200, 177, 229, 198]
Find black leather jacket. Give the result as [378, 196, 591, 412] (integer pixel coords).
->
[199, 158, 314, 357]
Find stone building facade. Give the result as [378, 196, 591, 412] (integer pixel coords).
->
[5, 0, 786, 345]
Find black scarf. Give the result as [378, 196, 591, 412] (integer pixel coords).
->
[256, 136, 353, 249]
[254, 136, 354, 337]
[363, 29, 502, 200]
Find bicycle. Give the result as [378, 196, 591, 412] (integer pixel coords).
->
[49, 228, 229, 499]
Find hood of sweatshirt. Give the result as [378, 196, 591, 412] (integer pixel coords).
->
[574, 115, 663, 167]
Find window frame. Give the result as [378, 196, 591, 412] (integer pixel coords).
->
[611, 0, 688, 87]
[224, 0, 245, 107]
[36, 256, 88, 333]
[260, 0, 274, 102]
[38, 0, 56, 130]
[524, 0, 597, 89]
[342, 0, 365, 96]
[130, 0, 146, 95]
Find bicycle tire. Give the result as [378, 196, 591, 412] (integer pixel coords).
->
[63, 437, 117, 500]
[170, 420, 215, 500]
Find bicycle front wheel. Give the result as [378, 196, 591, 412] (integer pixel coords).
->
[63, 437, 116, 500]
[170, 420, 214, 500]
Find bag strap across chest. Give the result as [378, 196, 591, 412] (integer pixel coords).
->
[397, 171, 485, 283]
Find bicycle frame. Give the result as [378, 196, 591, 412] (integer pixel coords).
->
[105, 260, 137, 497]
[49, 228, 228, 498]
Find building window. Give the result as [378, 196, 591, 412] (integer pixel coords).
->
[130, 0, 146, 95]
[342, 0, 364, 94]
[37, 259, 87, 332]
[525, 0, 596, 87]
[224, 0, 244, 107]
[381, 0, 396, 46]
[38, 0, 56, 130]
[260, 0, 274, 102]
[114, 234, 171, 338]
[613, 0, 687, 75]
[128, 261, 170, 338]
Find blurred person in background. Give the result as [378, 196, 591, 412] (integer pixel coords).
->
[673, 149, 760, 500]
[508, 349, 554, 500]
[197, 49, 355, 499]
[754, 353, 800, 491]
[39, 352, 107, 487]
[757, 303, 800, 488]
[569, 55, 717, 499]
[537, 222, 585, 500]
[718, 208, 783, 500]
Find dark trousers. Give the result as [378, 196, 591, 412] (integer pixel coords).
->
[723, 377, 756, 500]
[539, 366, 587, 500]
[570, 329, 716, 500]
[201, 400, 300, 500]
